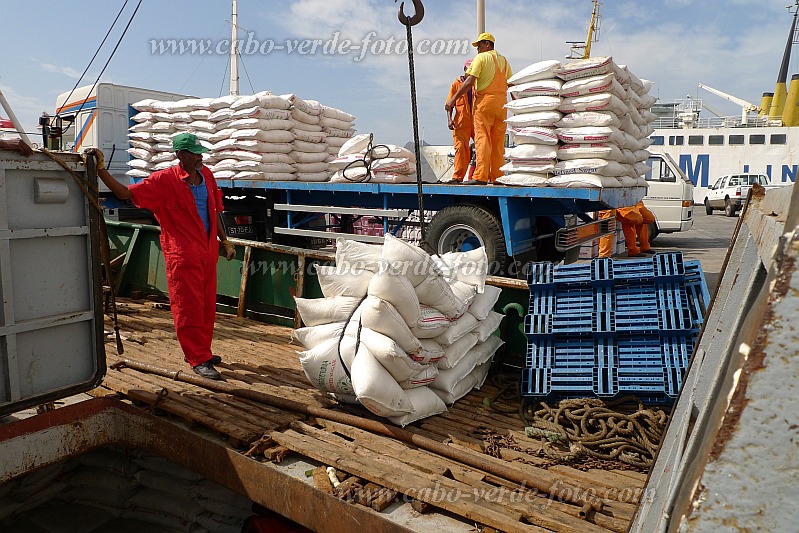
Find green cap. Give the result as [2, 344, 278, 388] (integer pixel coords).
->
[172, 133, 208, 154]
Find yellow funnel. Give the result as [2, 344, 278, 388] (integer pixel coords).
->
[783, 75, 799, 126]
[769, 83, 788, 120]
[760, 92, 774, 117]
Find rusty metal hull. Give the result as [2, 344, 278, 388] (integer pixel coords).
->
[0, 397, 461, 532]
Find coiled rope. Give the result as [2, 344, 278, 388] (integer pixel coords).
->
[483, 374, 668, 470]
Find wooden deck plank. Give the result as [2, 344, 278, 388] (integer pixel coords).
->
[98, 300, 651, 532]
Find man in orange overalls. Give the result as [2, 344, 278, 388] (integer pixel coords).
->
[86, 134, 236, 380]
[446, 59, 475, 183]
[598, 202, 656, 257]
[445, 32, 512, 184]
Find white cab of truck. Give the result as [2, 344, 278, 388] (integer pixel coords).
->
[54, 83, 189, 188]
[642, 153, 694, 235]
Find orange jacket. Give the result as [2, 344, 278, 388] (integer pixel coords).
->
[447, 77, 473, 131]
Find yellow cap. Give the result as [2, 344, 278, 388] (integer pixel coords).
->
[472, 32, 495, 47]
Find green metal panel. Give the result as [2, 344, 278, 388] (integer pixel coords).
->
[104, 220, 529, 352]
[495, 285, 529, 368]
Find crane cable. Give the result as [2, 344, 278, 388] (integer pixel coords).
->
[57, 0, 130, 125]
[62, 0, 143, 136]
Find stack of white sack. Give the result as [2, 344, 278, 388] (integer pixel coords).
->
[321, 104, 357, 159]
[285, 94, 329, 182]
[210, 91, 297, 181]
[292, 235, 504, 426]
[497, 56, 657, 189]
[128, 96, 222, 180]
[329, 133, 428, 184]
[500, 59, 563, 187]
[552, 56, 656, 188]
[129, 92, 359, 184]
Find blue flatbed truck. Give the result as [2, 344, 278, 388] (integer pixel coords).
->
[212, 179, 647, 268]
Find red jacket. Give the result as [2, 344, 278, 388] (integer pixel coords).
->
[129, 164, 224, 264]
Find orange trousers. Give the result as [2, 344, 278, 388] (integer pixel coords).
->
[599, 202, 655, 257]
[452, 125, 474, 181]
[598, 209, 616, 257]
[473, 93, 506, 183]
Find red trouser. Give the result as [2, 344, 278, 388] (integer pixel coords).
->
[165, 252, 217, 367]
[452, 125, 473, 181]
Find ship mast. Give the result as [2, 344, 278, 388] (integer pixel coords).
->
[230, 0, 239, 96]
[767, 0, 799, 121]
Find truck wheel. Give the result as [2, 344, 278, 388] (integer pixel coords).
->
[704, 199, 713, 215]
[724, 198, 736, 217]
[648, 223, 659, 243]
[426, 205, 507, 267]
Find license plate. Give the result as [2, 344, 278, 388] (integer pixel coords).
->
[229, 225, 254, 235]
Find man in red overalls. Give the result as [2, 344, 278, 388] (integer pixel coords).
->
[445, 32, 512, 184]
[87, 133, 235, 380]
[446, 58, 474, 183]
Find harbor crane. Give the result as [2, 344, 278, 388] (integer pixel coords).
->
[697, 83, 761, 125]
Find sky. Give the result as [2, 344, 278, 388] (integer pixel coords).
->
[1, 0, 798, 146]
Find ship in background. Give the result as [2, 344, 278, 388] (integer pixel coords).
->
[650, 1, 799, 204]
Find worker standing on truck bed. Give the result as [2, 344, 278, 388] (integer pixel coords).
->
[86, 133, 236, 380]
[445, 32, 512, 184]
[446, 58, 475, 183]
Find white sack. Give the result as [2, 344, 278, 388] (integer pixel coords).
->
[351, 348, 413, 417]
[388, 387, 446, 427]
[359, 296, 422, 354]
[367, 261, 421, 326]
[295, 295, 361, 326]
[410, 305, 451, 339]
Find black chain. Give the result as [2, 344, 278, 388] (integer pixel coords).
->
[341, 133, 390, 183]
[403, 20, 427, 245]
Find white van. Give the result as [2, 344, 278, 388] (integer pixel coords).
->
[642, 153, 694, 238]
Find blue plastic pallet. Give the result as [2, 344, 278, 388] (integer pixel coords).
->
[684, 260, 711, 332]
[529, 252, 687, 288]
[522, 255, 709, 404]
[653, 252, 685, 283]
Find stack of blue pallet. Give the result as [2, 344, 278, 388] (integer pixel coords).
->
[522, 252, 710, 404]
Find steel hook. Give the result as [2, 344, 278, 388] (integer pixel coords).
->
[396, 0, 424, 26]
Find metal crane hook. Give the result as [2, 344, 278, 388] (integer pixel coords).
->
[396, 0, 424, 26]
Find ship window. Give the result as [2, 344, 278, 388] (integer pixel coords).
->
[709, 135, 724, 145]
[688, 135, 704, 145]
[770, 134, 787, 145]
[650, 136, 664, 146]
[668, 136, 684, 146]
[729, 135, 745, 145]
[749, 135, 766, 145]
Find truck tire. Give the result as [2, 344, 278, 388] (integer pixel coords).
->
[648, 222, 659, 243]
[724, 198, 736, 217]
[704, 198, 713, 215]
[426, 204, 507, 267]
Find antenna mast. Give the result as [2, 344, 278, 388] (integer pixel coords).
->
[567, 0, 601, 59]
[767, 1, 799, 120]
[230, 0, 239, 96]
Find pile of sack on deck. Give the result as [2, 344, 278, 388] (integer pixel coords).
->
[293, 236, 504, 426]
[126, 91, 356, 182]
[500, 55, 657, 188]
